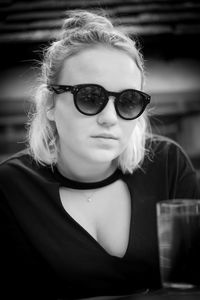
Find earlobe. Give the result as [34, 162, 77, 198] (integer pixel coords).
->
[46, 108, 55, 121]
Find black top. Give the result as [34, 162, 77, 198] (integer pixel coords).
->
[0, 138, 200, 300]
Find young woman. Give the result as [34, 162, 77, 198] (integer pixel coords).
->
[0, 10, 199, 300]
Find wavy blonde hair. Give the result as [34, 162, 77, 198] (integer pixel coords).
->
[28, 9, 152, 174]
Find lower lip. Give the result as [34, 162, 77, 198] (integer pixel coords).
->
[94, 137, 118, 141]
[93, 137, 118, 146]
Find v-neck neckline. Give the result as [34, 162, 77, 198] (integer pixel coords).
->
[60, 200, 132, 260]
[52, 168, 133, 260]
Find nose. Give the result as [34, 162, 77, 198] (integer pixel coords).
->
[97, 97, 118, 127]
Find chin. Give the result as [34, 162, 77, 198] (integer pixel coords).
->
[87, 149, 120, 164]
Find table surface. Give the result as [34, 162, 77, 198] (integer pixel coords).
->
[77, 289, 200, 300]
[118, 289, 200, 300]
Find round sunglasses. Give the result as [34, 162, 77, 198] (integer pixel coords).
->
[47, 83, 151, 120]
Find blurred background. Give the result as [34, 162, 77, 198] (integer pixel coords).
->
[0, 0, 200, 181]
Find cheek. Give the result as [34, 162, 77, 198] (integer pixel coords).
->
[121, 121, 137, 144]
[53, 105, 74, 139]
[54, 104, 91, 143]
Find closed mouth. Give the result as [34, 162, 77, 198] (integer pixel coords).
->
[93, 135, 118, 140]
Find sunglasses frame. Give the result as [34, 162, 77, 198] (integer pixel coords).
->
[47, 83, 151, 120]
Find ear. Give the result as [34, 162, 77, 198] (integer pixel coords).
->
[46, 107, 55, 121]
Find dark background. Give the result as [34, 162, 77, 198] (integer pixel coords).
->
[0, 0, 200, 181]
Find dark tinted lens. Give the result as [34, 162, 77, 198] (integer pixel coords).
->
[76, 86, 105, 115]
[117, 90, 144, 119]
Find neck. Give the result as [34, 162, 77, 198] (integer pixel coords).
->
[57, 156, 117, 183]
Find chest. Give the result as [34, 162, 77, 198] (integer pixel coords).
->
[59, 180, 131, 258]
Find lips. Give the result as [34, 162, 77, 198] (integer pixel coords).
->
[92, 133, 118, 140]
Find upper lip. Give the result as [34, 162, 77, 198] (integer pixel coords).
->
[92, 133, 118, 140]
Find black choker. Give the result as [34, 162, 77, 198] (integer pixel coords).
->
[53, 167, 122, 190]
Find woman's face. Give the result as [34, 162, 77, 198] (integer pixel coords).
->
[49, 46, 142, 167]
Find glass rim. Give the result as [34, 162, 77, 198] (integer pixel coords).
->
[157, 199, 200, 207]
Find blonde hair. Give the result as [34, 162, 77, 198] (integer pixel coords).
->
[28, 9, 152, 174]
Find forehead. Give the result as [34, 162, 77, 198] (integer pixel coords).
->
[58, 46, 142, 89]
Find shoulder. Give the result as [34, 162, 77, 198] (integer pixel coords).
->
[0, 149, 34, 176]
[136, 135, 200, 199]
[147, 135, 184, 155]
[140, 134, 199, 188]
[146, 135, 194, 171]
[0, 149, 54, 188]
[147, 135, 200, 194]
[0, 149, 29, 172]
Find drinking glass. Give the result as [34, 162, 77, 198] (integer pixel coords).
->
[157, 199, 200, 289]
